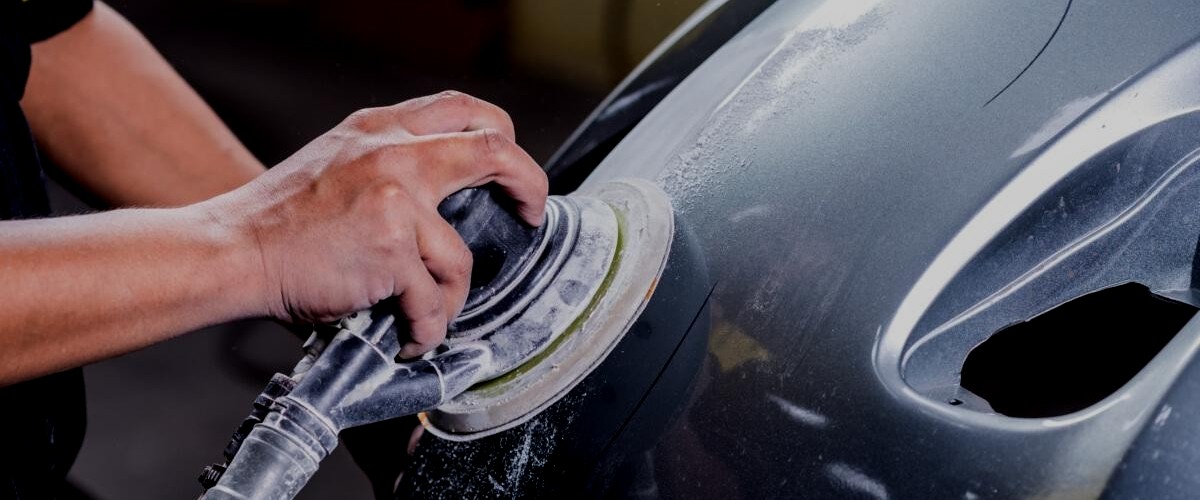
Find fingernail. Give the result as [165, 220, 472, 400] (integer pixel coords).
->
[407, 426, 424, 456]
[398, 342, 423, 359]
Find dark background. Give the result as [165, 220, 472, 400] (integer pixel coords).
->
[42, 0, 701, 498]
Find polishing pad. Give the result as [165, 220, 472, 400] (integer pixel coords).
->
[421, 179, 673, 440]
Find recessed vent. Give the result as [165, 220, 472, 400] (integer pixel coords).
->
[960, 283, 1198, 418]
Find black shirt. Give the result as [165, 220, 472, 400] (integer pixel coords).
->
[0, 1, 95, 498]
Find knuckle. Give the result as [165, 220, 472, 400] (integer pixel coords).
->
[491, 104, 513, 126]
[445, 244, 474, 281]
[363, 183, 417, 234]
[343, 108, 379, 130]
[375, 223, 410, 253]
[477, 128, 507, 157]
[534, 169, 550, 195]
[366, 180, 407, 204]
[500, 109, 515, 130]
[388, 96, 424, 115]
[434, 89, 470, 104]
[428, 90, 478, 119]
[408, 305, 446, 338]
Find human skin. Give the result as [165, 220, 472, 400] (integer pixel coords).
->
[0, 5, 547, 386]
[22, 2, 266, 207]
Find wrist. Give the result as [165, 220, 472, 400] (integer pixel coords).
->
[183, 195, 275, 320]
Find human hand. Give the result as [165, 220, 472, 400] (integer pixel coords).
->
[204, 91, 548, 358]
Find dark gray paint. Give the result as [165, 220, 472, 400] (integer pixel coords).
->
[543, 0, 778, 194]
[406, 0, 1200, 497]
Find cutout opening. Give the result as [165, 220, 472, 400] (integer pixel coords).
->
[960, 283, 1198, 418]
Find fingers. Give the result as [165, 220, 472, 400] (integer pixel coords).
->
[406, 129, 549, 225]
[394, 262, 447, 359]
[416, 211, 473, 319]
[386, 91, 517, 142]
[329, 92, 546, 357]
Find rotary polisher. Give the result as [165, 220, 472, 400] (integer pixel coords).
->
[198, 178, 673, 500]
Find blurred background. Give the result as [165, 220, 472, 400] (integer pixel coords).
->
[43, 0, 705, 498]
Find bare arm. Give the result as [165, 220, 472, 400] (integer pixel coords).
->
[21, 2, 264, 207]
[0, 207, 262, 384]
[0, 92, 548, 386]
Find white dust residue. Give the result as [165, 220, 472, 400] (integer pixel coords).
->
[407, 391, 588, 498]
[656, 3, 885, 212]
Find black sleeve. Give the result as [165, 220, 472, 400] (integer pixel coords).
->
[15, 0, 94, 43]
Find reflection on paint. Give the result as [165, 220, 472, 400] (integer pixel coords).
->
[825, 462, 890, 500]
[599, 78, 675, 120]
[708, 318, 769, 373]
[1010, 92, 1106, 158]
[767, 393, 829, 428]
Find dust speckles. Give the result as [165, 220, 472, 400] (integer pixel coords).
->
[656, 5, 886, 212]
[557, 279, 588, 306]
[402, 391, 589, 498]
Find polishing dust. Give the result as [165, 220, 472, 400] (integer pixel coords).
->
[404, 390, 588, 499]
[656, 4, 886, 211]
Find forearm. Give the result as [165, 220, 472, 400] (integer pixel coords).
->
[21, 2, 264, 207]
[0, 206, 264, 385]
[0, 90, 549, 384]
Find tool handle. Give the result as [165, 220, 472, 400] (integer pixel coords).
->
[438, 187, 547, 312]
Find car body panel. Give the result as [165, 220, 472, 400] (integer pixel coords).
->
[401, 1, 1200, 497]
